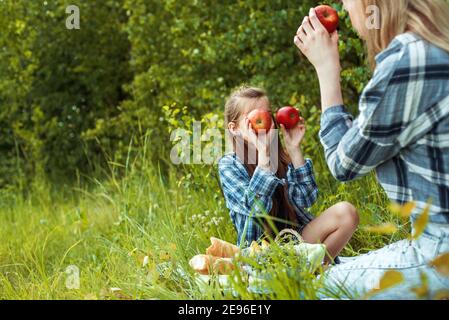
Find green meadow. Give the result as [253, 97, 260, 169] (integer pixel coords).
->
[1, 0, 445, 300]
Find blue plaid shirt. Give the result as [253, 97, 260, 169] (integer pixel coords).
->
[320, 33, 449, 224]
[218, 152, 317, 247]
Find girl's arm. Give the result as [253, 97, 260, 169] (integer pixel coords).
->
[218, 155, 285, 244]
[218, 156, 284, 215]
[286, 159, 319, 209]
[280, 120, 318, 208]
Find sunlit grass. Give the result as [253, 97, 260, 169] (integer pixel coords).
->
[0, 41, 444, 301]
[0, 131, 410, 300]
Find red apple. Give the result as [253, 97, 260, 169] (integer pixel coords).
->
[247, 109, 272, 134]
[276, 106, 300, 130]
[315, 5, 339, 34]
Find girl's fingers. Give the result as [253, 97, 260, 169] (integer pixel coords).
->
[268, 121, 276, 139]
[280, 124, 291, 141]
[302, 17, 314, 35]
[242, 119, 248, 132]
[249, 126, 256, 136]
[279, 123, 286, 136]
[246, 118, 252, 131]
[245, 119, 255, 136]
[308, 8, 326, 32]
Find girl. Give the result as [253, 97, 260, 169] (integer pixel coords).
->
[295, 0, 449, 298]
[218, 86, 359, 264]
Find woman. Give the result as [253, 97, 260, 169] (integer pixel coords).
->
[294, 0, 449, 299]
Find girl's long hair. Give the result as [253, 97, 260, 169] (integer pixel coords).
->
[360, 0, 449, 68]
[224, 86, 299, 238]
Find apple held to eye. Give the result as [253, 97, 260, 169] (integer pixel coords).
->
[276, 106, 300, 130]
[315, 4, 339, 34]
[247, 109, 272, 134]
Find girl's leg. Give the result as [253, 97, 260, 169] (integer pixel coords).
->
[301, 202, 359, 263]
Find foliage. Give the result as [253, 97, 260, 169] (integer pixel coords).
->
[0, 0, 131, 186]
[0, 0, 370, 185]
[103, 0, 368, 170]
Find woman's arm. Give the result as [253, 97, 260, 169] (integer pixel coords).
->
[295, 10, 436, 182]
[294, 8, 406, 182]
[294, 8, 343, 111]
[318, 48, 406, 181]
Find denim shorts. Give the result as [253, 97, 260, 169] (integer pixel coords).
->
[319, 223, 449, 299]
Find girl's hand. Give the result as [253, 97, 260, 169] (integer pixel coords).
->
[294, 8, 341, 76]
[280, 117, 306, 155]
[242, 116, 276, 155]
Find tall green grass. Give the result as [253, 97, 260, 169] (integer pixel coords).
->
[0, 128, 409, 300]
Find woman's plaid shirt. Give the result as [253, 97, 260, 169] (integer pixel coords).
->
[218, 153, 317, 247]
[319, 33, 449, 224]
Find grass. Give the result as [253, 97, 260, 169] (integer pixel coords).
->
[0, 140, 411, 300]
[0, 108, 413, 300]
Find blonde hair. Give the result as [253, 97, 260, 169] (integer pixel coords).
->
[360, 0, 449, 68]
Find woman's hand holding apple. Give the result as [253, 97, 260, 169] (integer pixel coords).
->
[294, 8, 341, 75]
[294, 8, 344, 111]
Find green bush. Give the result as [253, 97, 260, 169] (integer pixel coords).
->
[89, 0, 370, 175]
[0, 0, 131, 186]
[0, 0, 370, 186]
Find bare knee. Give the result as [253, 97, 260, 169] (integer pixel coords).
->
[333, 201, 359, 228]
